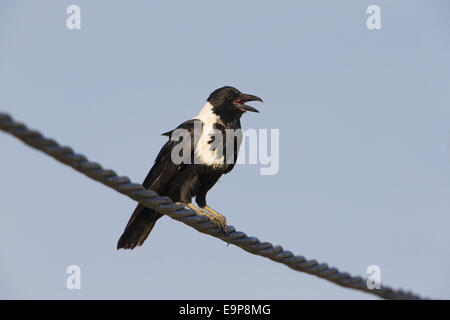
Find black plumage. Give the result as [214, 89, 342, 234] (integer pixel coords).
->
[117, 86, 262, 249]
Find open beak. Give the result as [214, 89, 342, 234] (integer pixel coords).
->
[233, 93, 263, 113]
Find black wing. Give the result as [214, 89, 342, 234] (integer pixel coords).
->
[142, 119, 200, 193]
[117, 119, 201, 249]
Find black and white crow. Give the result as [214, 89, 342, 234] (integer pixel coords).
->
[117, 86, 263, 249]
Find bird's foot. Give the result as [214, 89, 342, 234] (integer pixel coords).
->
[209, 216, 227, 234]
[185, 203, 227, 233]
[202, 205, 228, 234]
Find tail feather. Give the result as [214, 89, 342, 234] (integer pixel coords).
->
[117, 204, 162, 250]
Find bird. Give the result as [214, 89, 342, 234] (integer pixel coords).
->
[117, 86, 263, 249]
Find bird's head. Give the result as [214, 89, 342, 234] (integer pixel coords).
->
[207, 86, 263, 120]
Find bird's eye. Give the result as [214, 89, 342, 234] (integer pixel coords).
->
[227, 92, 234, 99]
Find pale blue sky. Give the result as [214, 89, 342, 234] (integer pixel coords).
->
[1, 0, 449, 299]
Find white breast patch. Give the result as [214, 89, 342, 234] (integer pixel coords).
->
[193, 102, 226, 168]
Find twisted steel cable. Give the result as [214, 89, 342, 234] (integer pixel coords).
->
[0, 112, 424, 300]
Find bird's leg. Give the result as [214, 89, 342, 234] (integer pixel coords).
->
[201, 205, 228, 234]
[184, 203, 224, 232]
